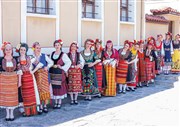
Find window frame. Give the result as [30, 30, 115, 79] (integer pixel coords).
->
[27, 0, 51, 15]
[120, 0, 129, 22]
[82, 0, 96, 19]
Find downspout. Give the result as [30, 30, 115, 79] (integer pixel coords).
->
[140, 0, 142, 39]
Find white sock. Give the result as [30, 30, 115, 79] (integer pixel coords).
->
[119, 84, 123, 91]
[123, 84, 127, 91]
[6, 108, 10, 118]
[10, 109, 14, 119]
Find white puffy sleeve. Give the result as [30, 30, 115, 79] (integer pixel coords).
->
[170, 41, 174, 54]
[61, 53, 72, 72]
[79, 54, 85, 69]
[45, 55, 54, 68]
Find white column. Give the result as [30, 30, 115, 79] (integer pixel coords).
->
[118, 0, 120, 46]
[134, 0, 137, 40]
[21, 0, 27, 43]
[78, 0, 82, 47]
[0, 0, 3, 56]
[56, 0, 60, 40]
[101, 0, 104, 46]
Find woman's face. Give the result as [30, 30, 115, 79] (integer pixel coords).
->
[95, 42, 101, 50]
[34, 44, 41, 54]
[85, 41, 91, 49]
[4, 45, 13, 56]
[176, 35, 180, 40]
[148, 44, 152, 50]
[124, 43, 129, 50]
[55, 43, 61, 51]
[166, 35, 170, 40]
[106, 43, 112, 49]
[140, 43, 143, 49]
[20, 47, 26, 56]
[135, 44, 139, 51]
[71, 44, 77, 52]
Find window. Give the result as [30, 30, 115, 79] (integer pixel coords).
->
[82, 0, 102, 19]
[120, 0, 134, 22]
[27, 0, 56, 15]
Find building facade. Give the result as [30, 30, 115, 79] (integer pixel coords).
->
[0, 0, 145, 55]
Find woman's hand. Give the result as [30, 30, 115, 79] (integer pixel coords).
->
[75, 64, 82, 69]
[44, 66, 49, 71]
[57, 65, 62, 69]
[88, 63, 94, 67]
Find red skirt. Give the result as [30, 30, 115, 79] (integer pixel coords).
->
[0, 72, 18, 108]
[21, 71, 37, 115]
[34, 69, 50, 104]
[116, 60, 128, 84]
[145, 58, 153, 81]
[68, 67, 82, 93]
[95, 62, 103, 93]
[138, 58, 147, 82]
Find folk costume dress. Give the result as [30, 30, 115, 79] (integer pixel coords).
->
[80, 50, 100, 96]
[162, 39, 173, 73]
[137, 49, 147, 83]
[103, 49, 119, 96]
[94, 50, 107, 94]
[0, 58, 19, 109]
[17, 56, 39, 116]
[49, 51, 71, 100]
[154, 40, 164, 74]
[67, 52, 84, 93]
[144, 49, 157, 82]
[171, 40, 180, 73]
[126, 50, 139, 88]
[116, 48, 131, 85]
[31, 53, 53, 105]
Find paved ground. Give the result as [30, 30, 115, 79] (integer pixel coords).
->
[0, 73, 179, 127]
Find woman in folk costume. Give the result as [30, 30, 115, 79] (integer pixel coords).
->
[154, 34, 164, 74]
[171, 34, 180, 73]
[31, 42, 53, 114]
[16, 43, 40, 116]
[116, 40, 132, 94]
[94, 39, 107, 95]
[126, 41, 139, 91]
[80, 39, 100, 101]
[67, 42, 84, 105]
[103, 40, 119, 96]
[49, 39, 71, 108]
[162, 32, 174, 75]
[137, 40, 147, 87]
[0, 42, 21, 121]
[144, 37, 157, 86]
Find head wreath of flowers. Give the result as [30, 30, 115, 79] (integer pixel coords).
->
[57, 39, 63, 45]
[1, 42, 11, 51]
[95, 39, 102, 44]
[32, 42, 40, 51]
[166, 32, 172, 36]
[15, 43, 22, 53]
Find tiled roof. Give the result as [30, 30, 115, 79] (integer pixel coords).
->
[145, 14, 169, 23]
[150, 7, 180, 16]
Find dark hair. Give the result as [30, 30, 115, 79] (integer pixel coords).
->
[19, 43, 29, 55]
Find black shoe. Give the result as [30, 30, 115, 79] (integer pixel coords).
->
[5, 118, 10, 121]
[84, 98, 88, 101]
[88, 98, 92, 101]
[56, 104, 61, 109]
[53, 104, 58, 109]
[38, 110, 43, 115]
[9, 118, 15, 121]
[122, 91, 126, 94]
[118, 91, 122, 94]
[70, 100, 74, 105]
[43, 107, 48, 113]
[74, 100, 78, 105]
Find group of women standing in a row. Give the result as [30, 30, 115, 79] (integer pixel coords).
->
[0, 32, 179, 121]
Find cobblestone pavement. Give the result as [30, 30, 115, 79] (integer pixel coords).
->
[0, 74, 179, 127]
